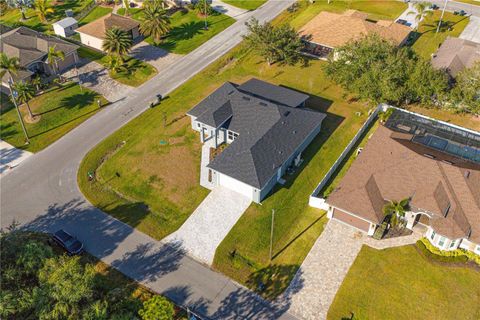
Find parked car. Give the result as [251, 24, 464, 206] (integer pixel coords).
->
[52, 229, 84, 255]
[430, 4, 439, 10]
[454, 10, 467, 16]
[396, 19, 412, 27]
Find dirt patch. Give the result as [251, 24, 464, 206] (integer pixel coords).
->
[24, 114, 41, 123]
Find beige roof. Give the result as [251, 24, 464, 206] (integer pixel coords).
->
[299, 10, 411, 48]
[431, 36, 480, 76]
[76, 13, 139, 39]
[327, 124, 480, 243]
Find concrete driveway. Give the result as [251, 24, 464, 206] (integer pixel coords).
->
[211, 0, 250, 18]
[164, 187, 251, 265]
[129, 41, 182, 72]
[460, 16, 480, 43]
[0, 140, 32, 177]
[396, 3, 421, 29]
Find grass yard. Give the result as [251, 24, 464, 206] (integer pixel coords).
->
[455, 0, 480, 5]
[0, 0, 95, 32]
[78, 47, 157, 87]
[117, 8, 235, 54]
[328, 245, 480, 320]
[411, 11, 470, 59]
[78, 5, 113, 26]
[0, 83, 107, 152]
[407, 105, 480, 131]
[222, 0, 267, 10]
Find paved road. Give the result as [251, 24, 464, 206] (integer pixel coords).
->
[415, 0, 480, 16]
[0, 1, 300, 319]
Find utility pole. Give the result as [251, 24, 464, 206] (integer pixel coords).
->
[269, 209, 275, 261]
[436, 0, 449, 33]
[8, 79, 29, 144]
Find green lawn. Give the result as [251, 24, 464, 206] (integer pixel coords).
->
[412, 11, 470, 59]
[328, 245, 480, 320]
[222, 0, 267, 10]
[0, 0, 95, 32]
[78, 47, 157, 87]
[0, 83, 107, 152]
[455, 0, 480, 5]
[117, 8, 235, 54]
[78, 5, 113, 26]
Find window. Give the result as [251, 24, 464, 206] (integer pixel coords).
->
[475, 246, 480, 254]
[449, 240, 456, 248]
[430, 230, 436, 241]
[227, 131, 238, 141]
[197, 123, 201, 128]
[438, 236, 445, 247]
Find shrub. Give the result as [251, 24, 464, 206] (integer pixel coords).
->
[416, 238, 479, 265]
[139, 295, 174, 320]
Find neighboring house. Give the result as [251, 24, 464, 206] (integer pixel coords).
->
[187, 78, 326, 203]
[431, 36, 480, 77]
[53, 17, 78, 38]
[324, 108, 480, 255]
[76, 13, 140, 51]
[299, 10, 411, 59]
[0, 26, 79, 91]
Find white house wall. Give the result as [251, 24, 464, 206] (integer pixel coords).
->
[78, 32, 104, 51]
[217, 173, 255, 201]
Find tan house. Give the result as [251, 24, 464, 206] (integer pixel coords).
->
[76, 13, 141, 51]
[325, 109, 480, 255]
[299, 10, 412, 59]
[431, 36, 480, 77]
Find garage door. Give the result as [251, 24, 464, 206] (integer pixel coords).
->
[218, 173, 254, 200]
[333, 209, 370, 233]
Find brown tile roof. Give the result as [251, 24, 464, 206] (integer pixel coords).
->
[327, 124, 480, 243]
[431, 36, 480, 77]
[299, 10, 411, 48]
[76, 13, 139, 39]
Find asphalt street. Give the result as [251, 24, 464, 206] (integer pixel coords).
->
[0, 1, 299, 319]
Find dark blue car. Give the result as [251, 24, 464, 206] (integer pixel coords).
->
[52, 229, 84, 255]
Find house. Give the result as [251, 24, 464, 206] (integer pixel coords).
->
[53, 17, 78, 38]
[76, 13, 140, 51]
[431, 36, 480, 77]
[324, 108, 480, 255]
[299, 10, 411, 59]
[187, 78, 326, 203]
[0, 26, 79, 91]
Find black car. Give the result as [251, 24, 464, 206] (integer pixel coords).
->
[52, 229, 84, 255]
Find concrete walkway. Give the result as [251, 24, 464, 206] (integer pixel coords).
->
[364, 229, 423, 250]
[460, 16, 480, 43]
[211, 0, 250, 18]
[284, 220, 365, 320]
[200, 139, 215, 190]
[164, 187, 251, 265]
[0, 140, 32, 177]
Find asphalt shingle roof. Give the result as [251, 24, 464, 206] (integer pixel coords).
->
[187, 79, 326, 189]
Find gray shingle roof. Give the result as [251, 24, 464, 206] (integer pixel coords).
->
[431, 36, 480, 77]
[187, 79, 326, 189]
[237, 78, 309, 108]
[53, 17, 78, 29]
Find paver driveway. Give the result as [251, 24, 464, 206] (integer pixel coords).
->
[164, 187, 251, 265]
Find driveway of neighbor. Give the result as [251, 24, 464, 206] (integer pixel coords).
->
[460, 16, 480, 42]
[396, 3, 420, 29]
[62, 58, 132, 102]
[129, 41, 182, 72]
[211, 0, 250, 18]
[0, 140, 32, 177]
[164, 187, 251, 265]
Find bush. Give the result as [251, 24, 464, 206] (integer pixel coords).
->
[416, 238, 479, 265]
[139, 296, 174, 320]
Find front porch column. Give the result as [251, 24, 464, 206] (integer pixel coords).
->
[200, 127, 205, 143]
[214, 128, 218, 148]
[405, 212, 416, 230]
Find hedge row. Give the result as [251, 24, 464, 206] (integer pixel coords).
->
[416, 238, 480, 265]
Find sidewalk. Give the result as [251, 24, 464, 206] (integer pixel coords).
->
[0, 140, 32, 178]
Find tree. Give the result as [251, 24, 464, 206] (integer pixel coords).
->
[16, 241, 53, 275]
[138, 296, 174, 320]
[450, 61, 480, 115]
[244, 18, 306, 66]
[407, 2, 433, 28]
[6, 0, 33, 20]
[34, 0, 53, 22]
[46, 45, 65, 76]
[31, 75, 41, 91]
[139, 1, 170, 44]
[194, 0, 213, 17]
[383, 198, 409, 228]
[122, 0, 130, 16]
[106, 54, 125, 74]
[102, 27, 132, 62]
[0, 52, 20, 84]
[12, 80, 36, 120]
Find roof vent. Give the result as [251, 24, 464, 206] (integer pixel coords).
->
[423, 153, 435, 159]
[464, 170, 470, 179]
[242, 96, 251, 101]
[259, 102, 267, 106]
[292, 130, 297, 134]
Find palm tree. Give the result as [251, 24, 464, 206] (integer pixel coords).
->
[34, 0, 53, 22]
[407, 2, 433, 28]
[106, 55, 125, 74]
[0, 53, 20, 85]
[31, 75, 41, 92]
[194, 0, 213, 17]
[383, 198, 410, 228]
[122, 0, 130, 16]
[139, 2, 170, 44]
[12, 81, 36, 120]
[102, 27, 132, 62]
[46, 45, 65, 76]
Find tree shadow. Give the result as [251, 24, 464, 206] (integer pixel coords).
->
[159, 21, 206, 51]
[161, 286, 210, 317]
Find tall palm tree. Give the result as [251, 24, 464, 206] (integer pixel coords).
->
[408, 2, 433, 28]
[34, 0, 53, 22]
[102, 27, 132, 62]
[12, 81, 36, 120]
[383, 198, 410, 227]
[139, 2, 170, 44]
[46, 45, 65, 76]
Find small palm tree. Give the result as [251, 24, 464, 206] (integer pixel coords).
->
[383, 198, 409, 228]
[0, 53, 20, 85]
[139, 2, 170, 44]
[34, 0, 53, 22]
[408, 2, 433, 28]
[47, 45, 65, 76]
[12, 81, 36, 120]
[31, 75, 41, 91]
[102, 27, 132, 62]
[106, 55, 125, 74]
[194, 0, 213, 17]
